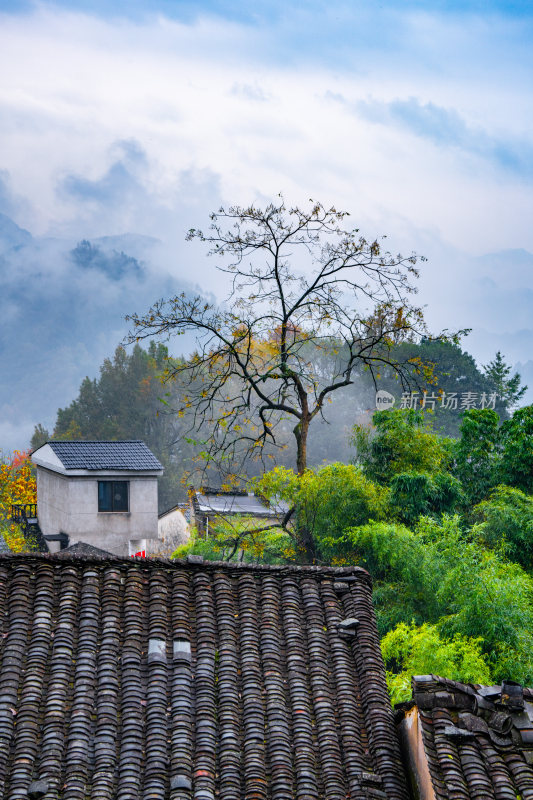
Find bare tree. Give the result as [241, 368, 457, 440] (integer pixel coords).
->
[127, 197, 457, 486]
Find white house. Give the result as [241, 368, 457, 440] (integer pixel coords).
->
[190, 487, 289, 537]
[31, 440, 163, 556]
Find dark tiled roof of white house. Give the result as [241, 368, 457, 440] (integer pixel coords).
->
[40, 440, 163, 471]
[397, 675, 533, 800]
[0, 553, 409, 800]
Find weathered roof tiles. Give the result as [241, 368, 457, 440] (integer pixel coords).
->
[0, 553, 409, 800]
[195, 492, 290, 517]
[397, 675, 533, 800]
[59, 541, 115, 557]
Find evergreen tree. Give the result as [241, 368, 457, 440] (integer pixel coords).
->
[483, 350, 527, 409]
[30, 424, 50, 450]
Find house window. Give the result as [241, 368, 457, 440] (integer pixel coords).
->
[98, 481, 129, 512]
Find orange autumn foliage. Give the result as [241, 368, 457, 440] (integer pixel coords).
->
[0, 451, 37, 552]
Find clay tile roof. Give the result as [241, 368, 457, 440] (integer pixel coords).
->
[0, 553, 409, 800]
[196, 492, 287, 516]
[45, 440, 163, 471]
[398, 675, 533, 800]
[59, 541, 115, 557]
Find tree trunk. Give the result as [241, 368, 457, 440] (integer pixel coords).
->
[294, 416, 309, 476]
[293, 416, 317, 564]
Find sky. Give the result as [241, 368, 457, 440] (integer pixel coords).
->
[1, 0, 532, 450]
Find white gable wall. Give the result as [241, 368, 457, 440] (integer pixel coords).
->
[36, 467, 70, 538]
[157, 508, 190, 554]
[32, 443, 65, 474]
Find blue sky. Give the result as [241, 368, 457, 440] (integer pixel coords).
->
[0, 0, 532, 448]
[3, 0, 533, 18]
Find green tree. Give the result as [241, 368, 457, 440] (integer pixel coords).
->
[343, 515, 533, 683]
[30, 424, 50, 450]
[435, 534, 533, 684]
[452, 408, 500, 505]
[375, 339, 494, 436]
[258, 462, 389, 562]
[389, 470, 462, 526]
[381, 622, 491, 704]
[474, 485, 533, 570]
[54, 342, 170, 444]
[483, 350, 527, 409]
[498, 405, 533, 492]
[353, 408, 452, 485]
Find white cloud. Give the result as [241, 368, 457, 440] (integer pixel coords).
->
[0, 5, 531, 250]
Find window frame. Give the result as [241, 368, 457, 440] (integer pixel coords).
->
[98, 480, 129, 513]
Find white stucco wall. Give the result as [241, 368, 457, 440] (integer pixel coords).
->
[36, 468, 71, 536]
[36, 466, 159, 556]
[157, 508, 190, 554]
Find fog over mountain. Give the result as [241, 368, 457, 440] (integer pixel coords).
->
[1, 199, 532, 453]
[0, 212, 195, 452]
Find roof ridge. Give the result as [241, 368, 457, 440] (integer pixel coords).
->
[0, 552, 372, 581]
[46, 439, 145, 443]
[412, 675, 482, 693]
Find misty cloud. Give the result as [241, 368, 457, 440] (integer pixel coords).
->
[62, 161, 141, 204]
[0, 172, 14, 215]
[0, 209, 200, 451]
[0, 172, 32, 223]
[0, 2, 532, 446]
[1, 3, 531, 256]
[0, 150, 227, 452]
[230, 82, 270, 102]
[0, 212, 31, 254]
[52, 139, 227, 273]
[354, 97, 533, 178]
[60, 139, 149, 206]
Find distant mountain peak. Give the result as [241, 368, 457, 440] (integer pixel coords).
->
[478, 248, 533, 264]
[93, 232, 160, 258]
[0, 213, 32, 254]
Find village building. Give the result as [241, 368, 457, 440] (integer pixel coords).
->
[190, 487, 289, 537]
[30, 440, 163, 556]
[1, 551, 532, 799]
[0, 552, 409, 800]
[397, 674, 533, 799]
[157, 504, 190, 554]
